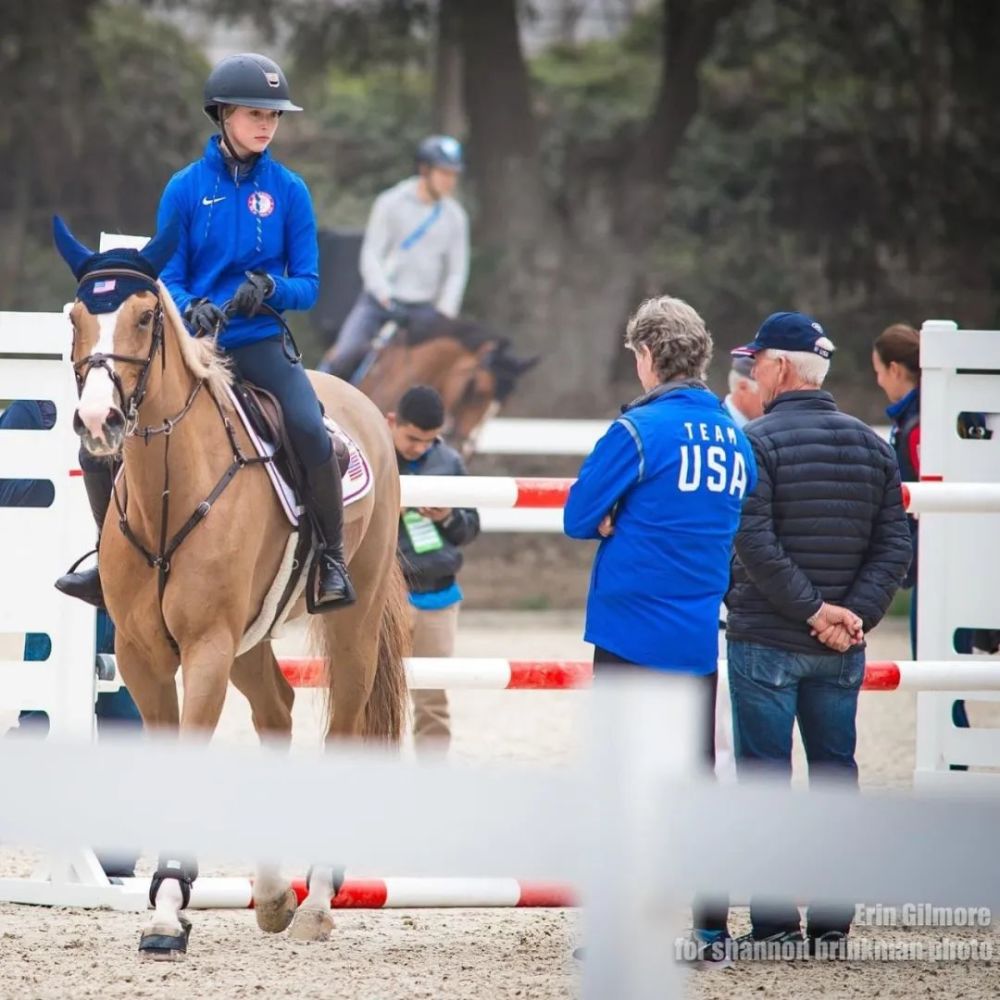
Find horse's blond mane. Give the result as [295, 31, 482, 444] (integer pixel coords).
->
[157, 281, 233, 402]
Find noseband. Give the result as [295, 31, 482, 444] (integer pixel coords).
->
[73, 268, 166, 432]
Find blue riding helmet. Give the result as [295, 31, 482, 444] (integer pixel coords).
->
[203, 53, 302, 123]
[416, 135, 464, 172]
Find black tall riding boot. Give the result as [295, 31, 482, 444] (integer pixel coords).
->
[55, 459, 113, 608]
[305, 453, 357, 611]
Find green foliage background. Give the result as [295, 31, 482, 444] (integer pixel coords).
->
[4, 0, 997, 420]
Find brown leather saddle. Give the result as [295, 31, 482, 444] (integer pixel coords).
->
[231, 379, 350, 499]
[230, 379, 355, 617]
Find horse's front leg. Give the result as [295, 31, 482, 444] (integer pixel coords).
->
[178, 631, 239, 732]
[232, 644, 302, 932]
[139, 630, 237, 961]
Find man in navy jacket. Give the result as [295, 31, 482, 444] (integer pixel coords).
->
[726, 311, 910, 951]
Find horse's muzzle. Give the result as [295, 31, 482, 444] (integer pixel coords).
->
[74, 405, 126, 456]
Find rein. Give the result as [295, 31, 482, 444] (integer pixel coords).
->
[77, 275, 270, 654]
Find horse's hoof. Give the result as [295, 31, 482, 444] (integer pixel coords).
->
[138, 915, 192, 961]
[254, 885, 298, 934]
[288, 905, 334, 943]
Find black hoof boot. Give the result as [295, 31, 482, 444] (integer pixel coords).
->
[54, 563, 105, 609]
[138, 915, 192, 962]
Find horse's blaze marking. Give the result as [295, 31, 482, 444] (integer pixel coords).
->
[77, 309, 120, 436]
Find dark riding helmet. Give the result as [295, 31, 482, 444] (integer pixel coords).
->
[203, 53, 302, 123]
[415, 135, 464, 173]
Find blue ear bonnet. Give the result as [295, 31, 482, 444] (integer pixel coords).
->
[76, 251, 160, 315]
[53, 215, 178, 314]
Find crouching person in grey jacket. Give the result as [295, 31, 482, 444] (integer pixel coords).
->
[726, 312, 911, 952]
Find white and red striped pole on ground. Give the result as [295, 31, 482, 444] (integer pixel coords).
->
[400, 476, 1000, 514]
[115, 876, 576, 910]
[281, 657, 592, 690]
[277, 657, 1000, 692]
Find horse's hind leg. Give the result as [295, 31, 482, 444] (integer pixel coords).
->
[288, 865, 339, 943]
[321, 600, 382, 742]
[283, 598, 384, 942]
[231, 642, 301, 932]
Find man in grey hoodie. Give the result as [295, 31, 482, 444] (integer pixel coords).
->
[323, 135, 470, 380]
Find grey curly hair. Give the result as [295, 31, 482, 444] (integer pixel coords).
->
[624, 296, 713, 383]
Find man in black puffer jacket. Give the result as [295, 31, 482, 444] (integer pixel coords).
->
[725, 312, 911, 952]
[390, 385, 480, 756]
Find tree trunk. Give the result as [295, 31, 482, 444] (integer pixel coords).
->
[453, 0, 745, 413]
[453, 0, 631, 411]
[432, 0, 465, 136]
[625, 0, 748, 236]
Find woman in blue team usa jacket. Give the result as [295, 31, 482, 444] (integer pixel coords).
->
[564, 295, 755, 952]
[565, 297, 756, 676]
[156, 53, 353, 609]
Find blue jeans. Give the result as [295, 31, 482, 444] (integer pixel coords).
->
[320, 292, 440, 380]
[728, 639, 863, 936]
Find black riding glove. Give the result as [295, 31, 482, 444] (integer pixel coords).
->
[231, 270, 276, 318]
[184, 298, 227, 337]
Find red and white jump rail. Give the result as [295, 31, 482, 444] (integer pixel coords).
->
[114, 876, 575, 910]
[275, 657, 1000, 693]
[401, 476, 1000, 515]
[401, 476, 573, 510]
[281, 657, 592, 690]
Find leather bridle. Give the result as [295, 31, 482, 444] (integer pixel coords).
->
[72, 274, 269, 654]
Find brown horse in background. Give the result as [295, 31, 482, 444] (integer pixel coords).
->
[320, 315, 538, 456]
[56, 219, 407, 957]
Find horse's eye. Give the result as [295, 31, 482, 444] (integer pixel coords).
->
[138, 310, 154, 326]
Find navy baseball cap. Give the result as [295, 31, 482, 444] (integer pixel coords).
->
[731, 311, 833, 360]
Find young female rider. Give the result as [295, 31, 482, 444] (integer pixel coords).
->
[57, 53, 354, 610]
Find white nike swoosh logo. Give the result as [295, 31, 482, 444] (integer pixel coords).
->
[202, 196, 226, 206]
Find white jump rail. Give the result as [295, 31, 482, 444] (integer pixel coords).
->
[475, 418, 892, 456]
[402, 475, 1000, 514]
[4, 711, 1000, 1000]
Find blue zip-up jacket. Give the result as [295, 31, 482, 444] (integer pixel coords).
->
[564, 383, 757, 674]
[886, 386, 920, 589]
[156, 136, 319, 350]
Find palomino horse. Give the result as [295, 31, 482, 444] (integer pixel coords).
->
[320, 315, 538, 457]
[54, 218, 408, 957]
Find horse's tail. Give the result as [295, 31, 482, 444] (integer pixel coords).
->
[363, 556, 409, 743]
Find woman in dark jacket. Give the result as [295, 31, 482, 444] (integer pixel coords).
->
[873, 324, 970, 745]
